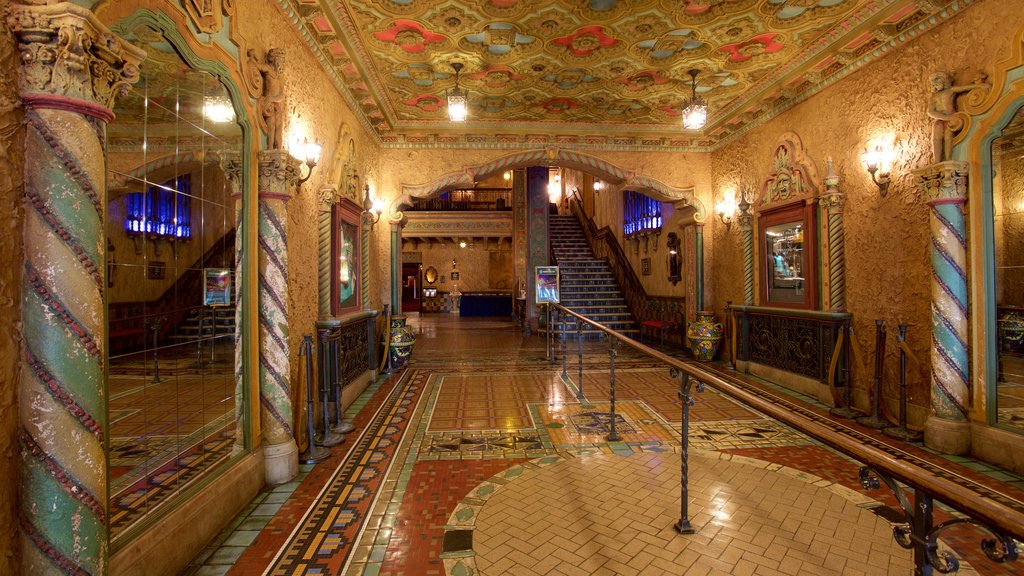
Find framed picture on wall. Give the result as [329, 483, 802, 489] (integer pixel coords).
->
[641, 257, 651, 276]
[147, 261, 165, 280]
[203, 268, 233, 306]
[333, 199, 363, 315]
[535, 266, 560, 304]
[451, 271, 460, 281]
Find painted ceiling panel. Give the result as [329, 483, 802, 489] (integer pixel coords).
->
[280, 0, 962, 148]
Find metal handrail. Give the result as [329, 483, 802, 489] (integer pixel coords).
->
[549, 301, 1023, 570]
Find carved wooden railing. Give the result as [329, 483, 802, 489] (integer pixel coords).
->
[109, 229, 236, 356]
[568, 196, 685, 337]
[409, 188, 512, 211]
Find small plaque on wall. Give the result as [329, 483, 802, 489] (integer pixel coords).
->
[641, 257, 651, 276]
[451, 271, 460, 281]
[148, 261, 165, 280]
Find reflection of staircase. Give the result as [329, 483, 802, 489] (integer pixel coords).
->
[172, 307, 235, 341]
[550, 215, 639, 338]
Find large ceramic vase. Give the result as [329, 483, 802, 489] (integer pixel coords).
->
[388, 315, 416, 369]
[687, 311, 723, 361]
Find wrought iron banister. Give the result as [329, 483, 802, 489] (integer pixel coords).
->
[549, 301, 1024, 572]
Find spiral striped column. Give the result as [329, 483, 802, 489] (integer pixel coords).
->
[11, 4, 144, 574]
[317, 188, 338, 317]
[915, 161, 970, 454]
[256, 150, 301, 483]
[823, 195, 846, 312]
[222, 155, 246, 455]
[738, 213, 753, 305]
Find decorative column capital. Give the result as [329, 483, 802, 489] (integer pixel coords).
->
[257, 149, 301, 202]
[820, 191, 845, 214]
[8, 2, 146, 121]
[220, 151, 244, 199]
[318, 185, 339, 211]
[913, 160, 969, 204]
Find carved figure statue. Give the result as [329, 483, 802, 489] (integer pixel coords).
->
[249, 48, 286, 150]
[927, 71, 988, 163]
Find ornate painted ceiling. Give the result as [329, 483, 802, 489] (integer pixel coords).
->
[278, 0, 964, 150]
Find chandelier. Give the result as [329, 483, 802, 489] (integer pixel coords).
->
[447, 62, 468, 122]
[682, 69, 708, 130]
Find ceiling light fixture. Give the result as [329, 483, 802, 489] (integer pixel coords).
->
[447, 62, 468, 123]
[682, 69, 708, 131]
[203, 97, 235, 123]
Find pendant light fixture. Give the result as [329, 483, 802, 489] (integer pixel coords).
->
[681, 68, 708, 130]
[447, 62, 468, 122]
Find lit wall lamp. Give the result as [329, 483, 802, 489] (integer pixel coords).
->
[593, 180, 603, 194]
[362, 184, 385, 230]
[860, 145, 892, 196]
[715, 192, 737, 231]
[296, 138, 322, 184]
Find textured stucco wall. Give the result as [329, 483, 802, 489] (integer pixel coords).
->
[0, 17, 22, 572]
[708, 0, 1024, 425]
[407, 244, 513, 294]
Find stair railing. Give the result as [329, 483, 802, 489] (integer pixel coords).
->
[568, 196, 684, 339]
[551, 301, 1023, 572]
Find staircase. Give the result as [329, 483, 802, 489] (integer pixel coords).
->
[549, 215, 639, 338]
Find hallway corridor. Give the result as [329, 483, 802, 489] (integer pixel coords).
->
[182, 315, 1024, 576]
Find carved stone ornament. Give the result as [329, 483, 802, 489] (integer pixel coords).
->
[183, 0, 234, 35]
[220, 150, 244, 199]
[7, 2, 146, 121]
[257, 149, 301, 200]
[318, 185, 339, 208]
[912, 160, 969, 203]
[757, 132, 822, 210]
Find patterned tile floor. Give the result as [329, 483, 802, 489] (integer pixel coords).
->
[182, 315, 1024, 575]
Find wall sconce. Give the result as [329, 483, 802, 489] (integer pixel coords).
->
[593, 180, 604, 194]
[861, 145, 892, 196]
[503, 170, 512, 182]
[297, 138, 322, 184]
[361, 184, 384, 230]
[715, 193, 737, 231]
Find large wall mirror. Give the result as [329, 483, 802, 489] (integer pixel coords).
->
[991, 102, 1024, 433]
[105, 23, 247, 539]
[758, 201, 817, 309]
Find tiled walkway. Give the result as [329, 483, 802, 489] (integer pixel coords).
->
[181, 315, 1024, 575]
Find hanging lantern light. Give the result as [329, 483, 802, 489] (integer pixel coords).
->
[447, 62, 468, 122]
[681, 69, 708, 130]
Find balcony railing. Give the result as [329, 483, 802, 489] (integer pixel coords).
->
[409, 188, 512, 212]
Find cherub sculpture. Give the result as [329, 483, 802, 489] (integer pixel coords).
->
[248, 48, 286, 150]
[927, 71, 988, 163]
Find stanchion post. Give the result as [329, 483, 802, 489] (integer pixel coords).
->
[299, 335, 330, 464]
[857, 320, 888, 429]
[607, 338, 621, 442]
[672, 368, 699, 534]
[317, 329, 344, 447]
[884, 324, 922, 441]
[560, 310, 568, 378]
[576, 317, 584, 400]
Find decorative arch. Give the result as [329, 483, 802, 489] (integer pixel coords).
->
[390, 147, 705, 221]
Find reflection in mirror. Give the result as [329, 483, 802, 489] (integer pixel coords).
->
[105, 25, 245, 538]
[764, 221, 805, 303]
[992, 104, 1024, 433]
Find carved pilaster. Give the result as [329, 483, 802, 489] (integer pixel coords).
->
[256, 149, 301, 484]
[318, 186, 339, 317]
[11, 3, 143, 575]
[821, 159, 846, 312]
[737, 196, 753, 306]
[914, 160, 971, 455]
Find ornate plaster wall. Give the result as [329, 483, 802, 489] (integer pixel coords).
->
[0, 16, 22, 573]
[405, 243, 513, 294]
[708, 0, 1023, 426]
